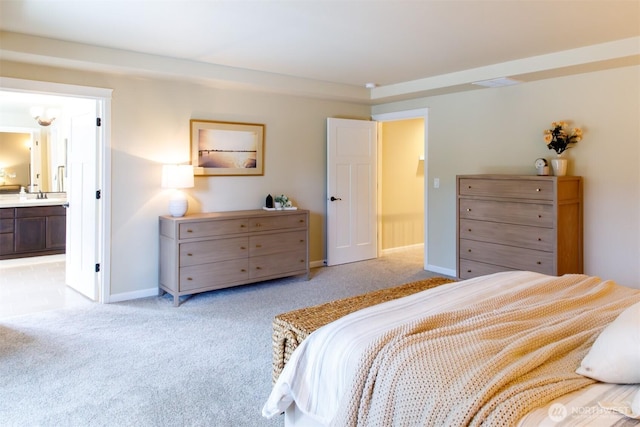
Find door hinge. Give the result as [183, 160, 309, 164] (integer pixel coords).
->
[96, 117, 102, 126]
[95, 263, 100, 273]
[96, 190, 101, 200]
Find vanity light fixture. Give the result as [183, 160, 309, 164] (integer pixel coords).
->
[30, 107, 60, 126]
[161, 164, 194, 217]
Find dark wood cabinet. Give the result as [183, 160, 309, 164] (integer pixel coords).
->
[0, 205, 66, 259]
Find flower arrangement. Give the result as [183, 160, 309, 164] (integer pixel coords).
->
[274, 194, 291, 208]
[544, 121, 583, 155]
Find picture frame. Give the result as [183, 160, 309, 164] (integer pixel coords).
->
[190, 119, 265, 176]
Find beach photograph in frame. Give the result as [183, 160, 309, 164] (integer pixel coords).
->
[190, 120, 265, 176]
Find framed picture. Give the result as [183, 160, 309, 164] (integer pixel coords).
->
[190, 119, 265, 176]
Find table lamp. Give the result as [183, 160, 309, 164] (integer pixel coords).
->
[161, 164, 194, 217]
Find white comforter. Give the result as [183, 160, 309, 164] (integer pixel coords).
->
[262, 271, 575, 424]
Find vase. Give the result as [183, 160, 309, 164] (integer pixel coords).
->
[551, 155, 568, 176]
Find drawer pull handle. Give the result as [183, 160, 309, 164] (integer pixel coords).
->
[536, 188, 541, 192]
[240, 246, 246, 250]
[186, 229, 193, 233]
[467, 269, 472, 273]
[299, 239, 304, 243]
[299, 219, 304, 223]
[468, 249, 472, 252]
[468, 228, 472, 232]
[468, 186, 472, 189]
[187, 277, 193, 281]
[187, 253, 193, 257]
[466, 208, 471, 212]
[255, 244, 262, 248]
[538, 215, 542, 218]
[240, 224, 246, 228]
[300, 259, 304, 263]
[536, 261, 542, 265]
[241, 269, 246, 272]
[255, 223, 261, 227]
[537, 238, 542, 241]
[256, 266, 262, 270]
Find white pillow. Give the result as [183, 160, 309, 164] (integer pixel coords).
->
[576, 301, 640, 383]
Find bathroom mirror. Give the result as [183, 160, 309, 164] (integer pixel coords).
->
[0, 128, 66, 193]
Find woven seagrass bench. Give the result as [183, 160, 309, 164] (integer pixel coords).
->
[271, 276, 455, 383]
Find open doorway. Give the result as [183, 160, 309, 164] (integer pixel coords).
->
[0, 77, 111, 308]
[372, 109, 429, 270]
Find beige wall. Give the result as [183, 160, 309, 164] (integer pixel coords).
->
[373, 65, 640, 288]
[0, 132, 30, 189]
[1, 60, 370, 298]
[380, 119, 424, 250]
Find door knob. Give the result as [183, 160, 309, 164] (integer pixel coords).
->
[330, 196, 342, 201]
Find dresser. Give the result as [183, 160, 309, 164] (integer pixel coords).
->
[457, 175, 582, 280]
[159, 209, 309, 306]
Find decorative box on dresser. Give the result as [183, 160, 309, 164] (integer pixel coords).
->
[159, 209, 309, 306]
[457, 175, 582, 280]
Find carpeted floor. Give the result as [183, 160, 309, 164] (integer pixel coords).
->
[0, 247, 447, 426]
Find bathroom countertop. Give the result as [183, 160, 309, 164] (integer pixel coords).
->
[0, 197, 68, 208]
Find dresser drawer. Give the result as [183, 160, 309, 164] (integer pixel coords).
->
[180, 237, 248, 267]
[460, 239, 554, 274]
[179, 259, 249, 291]
[249, 230, 307, 257]
[459, 199, 553, 228]
[249, 250, 307, 279]
[179, 218, 248, 239]
[459, 219, 553, 251]
[249, 213, 307, 232]
[459, 259, 517, 279]
[459, 178, 553, 200]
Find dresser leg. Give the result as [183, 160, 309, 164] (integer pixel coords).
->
[173, 294, 180, 307]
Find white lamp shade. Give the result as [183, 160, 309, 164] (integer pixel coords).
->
[162, 165, 194, 217]
[161, 165, 194, 189]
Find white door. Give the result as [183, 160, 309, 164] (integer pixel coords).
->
[326, 118, 377, 266]
[66, 102, 100, 300]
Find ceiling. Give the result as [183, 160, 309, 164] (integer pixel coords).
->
[0, 0, 639, 103]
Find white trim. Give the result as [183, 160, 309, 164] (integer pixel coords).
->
[0, 77, 112, 304]
[109, 287, 159, 303]
[310, 260, 325, 269]
[425, 264, 457, 278]
[371, 108, 430, 272]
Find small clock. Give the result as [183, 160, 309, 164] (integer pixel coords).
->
[535, 158, 549, 176]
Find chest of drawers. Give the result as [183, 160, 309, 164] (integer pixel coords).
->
[159, 209, 309, 306]
[457, 175, 582, 279]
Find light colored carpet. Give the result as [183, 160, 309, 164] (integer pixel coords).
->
[0, 247, 445, 426]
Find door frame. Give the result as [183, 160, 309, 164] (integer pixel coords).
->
[0, 76, 112, 303]
[372, 108, 430, 271]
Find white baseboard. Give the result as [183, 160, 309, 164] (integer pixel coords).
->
[380, 243, 424, 256]
[426, 264, 457, 278]
[107, 287, 159, 303]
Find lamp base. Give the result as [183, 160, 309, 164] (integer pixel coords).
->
[168, 191, 188, 217]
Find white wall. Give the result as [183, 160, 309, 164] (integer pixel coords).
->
[0, 60, 370, 299]
[373, 65, 640, 288]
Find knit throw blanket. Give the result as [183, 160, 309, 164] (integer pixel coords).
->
[331, 275, 640, 427]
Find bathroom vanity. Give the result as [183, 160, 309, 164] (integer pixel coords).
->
[0, 197, 67, 260]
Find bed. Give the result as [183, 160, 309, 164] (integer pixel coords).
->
[263, 271, 640, 426]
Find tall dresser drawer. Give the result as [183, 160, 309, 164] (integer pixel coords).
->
[459, 219, 553, 251]
[459, 178, 553, 200]
[249, 230, 307, 257]
[459, 199, 553, 227]
[458, 259, 517, 280]
[179, 218, 248, 239]
[460, 239, 554, 274]
[179, 259, 249, 291]
[250, 251, 307, 279]
[180, 237, 248, 266]
[249, 213, 307, 232]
